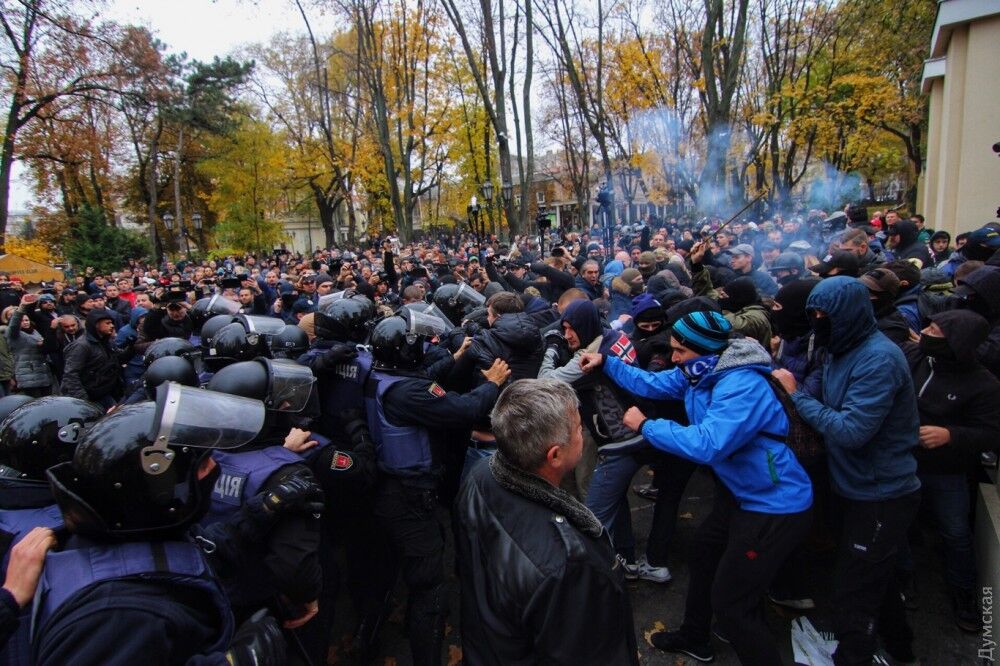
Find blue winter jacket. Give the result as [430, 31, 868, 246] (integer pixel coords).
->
[790, 277, 920, 501]
[115, 306, 148, 386]
[604, 338, 813, 514]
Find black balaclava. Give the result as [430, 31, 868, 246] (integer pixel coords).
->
[772, 279, 818, 340]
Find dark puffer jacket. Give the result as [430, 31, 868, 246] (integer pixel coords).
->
[466, 312, 543, 381]
[906, 310, 1000, 474]
[453, 453, 639, 666]
[60, 309, 125, 401]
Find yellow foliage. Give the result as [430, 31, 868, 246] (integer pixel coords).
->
[5, 237, 60, 265]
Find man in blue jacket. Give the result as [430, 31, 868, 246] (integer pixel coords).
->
[580, 310, 813, 665]
[773, 276, 921, 665]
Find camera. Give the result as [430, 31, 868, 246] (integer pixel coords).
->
[220, 276, 243, 290]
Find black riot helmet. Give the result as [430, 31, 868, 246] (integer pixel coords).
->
[199, 313, 236, 356]
[0, 394, 34, 424]
[314, 296, 375, 343]
[143, 337, 198, 368]
[0, 396, 104, 480]
[371, 309, 449, 370]
[204, 322, 260, 371]
[432, 283, 485, 323]
[207, 358, 316, 413]
[190, 294, 240, 335]
[46, 384, 265, 539]
[268, 325, 309, 359]
[144, 355, 199, 400]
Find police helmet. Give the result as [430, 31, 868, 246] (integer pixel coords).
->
[268, 325, 309, 359]
[205, 322, 260, 370]
[46, 384, 265, 538]
[0, 396, 104, 480]
[190, 294, 240, 334]
[314, 296, 374, 343]
[143, 337, 198, 368]
[767, 252, 805, 274]
[370, 310, 450, 370]
[0, 394, 34, 424]
[199, 313, 236, 355]
[432, 283, 484, 323]
[208, 358, 316, 413]
[144, 355, 199, 400]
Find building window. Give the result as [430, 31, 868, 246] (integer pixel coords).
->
[536, 190, 546, 204]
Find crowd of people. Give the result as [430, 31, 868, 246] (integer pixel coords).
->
[0, 203, 997, 665]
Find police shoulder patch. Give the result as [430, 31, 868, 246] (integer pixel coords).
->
[330, 451, 354, 471]
[428, 382, 446, 398]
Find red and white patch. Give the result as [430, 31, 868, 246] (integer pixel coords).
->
[330, 451, 354, 471]
[609, 333, 637, 364]
[428, 383, 446, 398]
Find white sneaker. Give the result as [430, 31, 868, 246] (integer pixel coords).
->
[636, 558, 672, 583]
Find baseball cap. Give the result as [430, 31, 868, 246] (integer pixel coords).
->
[810, 250, 860, 278]
[859, 268, 901, 296]
[731, 243, 755, 258]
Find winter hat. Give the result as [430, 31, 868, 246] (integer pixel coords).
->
[561, 299, 601, 348]
[629, 294, 663, 323]
[671, 310, 732, 355]
[676, 239, 695, 253]
[731, 243, 755, 259]
[75, 292, 95, 308]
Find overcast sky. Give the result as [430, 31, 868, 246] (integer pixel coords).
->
[10, 0, 317, 211]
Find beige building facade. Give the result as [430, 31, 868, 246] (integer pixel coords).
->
[919, 0, 1000, 237]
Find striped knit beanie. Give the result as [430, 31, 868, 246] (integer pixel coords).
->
[671, 310, 732, 355]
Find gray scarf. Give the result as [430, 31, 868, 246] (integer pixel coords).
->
[489, 452, 603, 538]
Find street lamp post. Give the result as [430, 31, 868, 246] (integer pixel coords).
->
[619, 167, 641, 226]
[162, 213, 174, 263]
[467, 196, 481, 252]
[481, 180, 494, 238]
[501, 181, 513, 240]
[191, 213, 203, 254]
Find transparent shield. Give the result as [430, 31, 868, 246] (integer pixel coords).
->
[153, 382, 265, 450]
[264, 359, 317, 412]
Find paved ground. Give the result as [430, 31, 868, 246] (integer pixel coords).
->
[325, 466, 987, 665]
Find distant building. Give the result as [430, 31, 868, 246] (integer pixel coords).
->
[919, 0, 1000, 235]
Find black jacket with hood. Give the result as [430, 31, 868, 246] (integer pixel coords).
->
[905, 309, 1000, 474]
[466, 312, 544, 382]
[891, 220, 933, 268]
[60, 309, 125, 401]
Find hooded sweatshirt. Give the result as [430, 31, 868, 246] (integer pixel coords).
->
[890, 220, 933, 268]
[790, 277, 920, 501]
[906, 310, 1000, 474]
[603, 338, 813, 514]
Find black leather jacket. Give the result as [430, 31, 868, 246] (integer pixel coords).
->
[453, 453, 639, 665]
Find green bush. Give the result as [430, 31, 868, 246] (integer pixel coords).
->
[64, 206, 151, 274]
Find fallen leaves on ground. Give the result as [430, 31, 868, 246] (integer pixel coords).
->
[644, 620, 667, 646]
[447, 645, 463, 665]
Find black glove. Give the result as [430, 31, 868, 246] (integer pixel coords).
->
[544, 329, 570, 366]
[262, 472, 325, 515]
[315, 342, 357, 370]
[225, 609, 286, 666]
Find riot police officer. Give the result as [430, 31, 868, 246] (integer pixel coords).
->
[37, 385, 287, 664]
[0, 396, 103, 662]
[204, 359, 325, 659]
[366, 312, 510, 665]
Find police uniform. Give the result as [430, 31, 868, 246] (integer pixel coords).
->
[366, 362, 499, 665]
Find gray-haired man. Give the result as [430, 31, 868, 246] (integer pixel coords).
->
[453, 378, 639, 665]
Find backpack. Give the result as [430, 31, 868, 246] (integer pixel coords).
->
[760, 373, 825, 466]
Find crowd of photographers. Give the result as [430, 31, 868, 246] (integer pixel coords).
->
[0, 203, 997, 664]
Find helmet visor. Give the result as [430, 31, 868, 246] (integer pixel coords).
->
[318, 291, 347, 314]
[405, 309, 450, 337]
[207, 294, 240, 315]
[236, 314, 286, 335]
[264, 359, 317, 412]
[454, 283, 486, 309]
[402, 303, 455, 331]
[153, 382, 265, 450]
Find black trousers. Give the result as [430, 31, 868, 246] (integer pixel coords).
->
[646, 452, 697, 567]
[373, 476, 446, 666]
[681, 482, 812, 664]
[831, 490, 920, 665]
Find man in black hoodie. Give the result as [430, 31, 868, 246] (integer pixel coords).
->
[859, 268, 912, 346]
[60, 309, 126, 408]
[886, 220, 933, 268]
[903, 310, 1000, 632]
